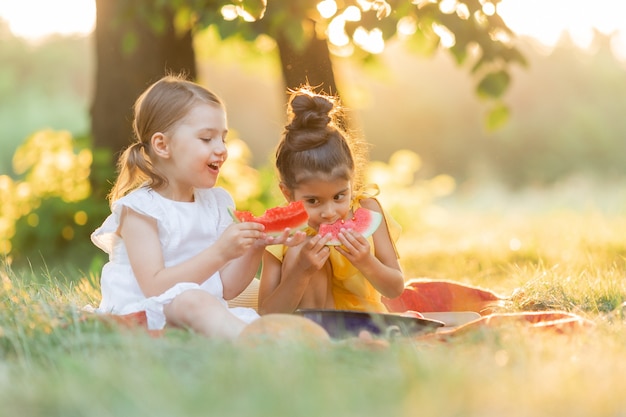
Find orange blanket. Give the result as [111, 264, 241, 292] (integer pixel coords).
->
[86, 310, 164, 337]
[383, 278, 507, 314]
[383, 278, 594, 335]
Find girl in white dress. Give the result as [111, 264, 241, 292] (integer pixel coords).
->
[91, 75, 305, 339]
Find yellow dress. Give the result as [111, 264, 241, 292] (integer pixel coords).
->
[266, 186, 402, 313]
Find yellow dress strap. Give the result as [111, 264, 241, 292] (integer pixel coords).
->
[350, 184, 380, 211]
[351, 184, 402, 259]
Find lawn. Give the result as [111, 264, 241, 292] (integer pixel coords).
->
[1, 179, 626, 417]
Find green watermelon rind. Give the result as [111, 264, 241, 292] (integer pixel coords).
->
[228, 202, 309, 237]
[319, 208, 383, 246]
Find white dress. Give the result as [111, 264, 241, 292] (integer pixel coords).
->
[91, 186, 260, 330]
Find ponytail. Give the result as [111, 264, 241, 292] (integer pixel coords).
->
[108, 142, 166, 203]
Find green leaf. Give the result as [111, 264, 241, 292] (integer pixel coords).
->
[477, 70, 510, 99]
[403, 14, 440, 57]
[238, 0, 268, 20]
[173, 7, 195, 35]
[215, 20, 245, 39]
[449, 42, 468, 65]
[501, 46, 529, 67]
[485, 102, 509, 131]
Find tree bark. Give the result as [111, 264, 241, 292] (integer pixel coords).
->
[91, 0, 196, 157]
[275, 21, 339, 97]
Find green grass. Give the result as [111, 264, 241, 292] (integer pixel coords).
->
[2, 184, 626, 416]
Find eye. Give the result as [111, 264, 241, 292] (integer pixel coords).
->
[305, 198, 318, 205]
[334, 193, 346, 201]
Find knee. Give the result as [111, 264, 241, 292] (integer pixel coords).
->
[166, 289, 221, 323]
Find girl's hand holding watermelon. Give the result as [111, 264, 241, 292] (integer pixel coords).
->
[229, 201, 309, 248]
[255, 227, 308, 248]
[214, 221, 267, 260]
[259, 232, 335, 314]
[293, 233, 333, 273]
[216, 222, 307, 257]
[331, 228, 372, 266]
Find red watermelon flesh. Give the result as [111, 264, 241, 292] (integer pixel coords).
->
[229, 201, 309, 236]
[318, 208, 383, 246]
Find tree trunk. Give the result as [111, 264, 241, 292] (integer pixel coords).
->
[275, 21, 339, 97]
[91, 0, 196, 157]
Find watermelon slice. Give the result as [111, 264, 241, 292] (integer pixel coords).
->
[229, 200, 309, 236]
[318, 208, 383, 246]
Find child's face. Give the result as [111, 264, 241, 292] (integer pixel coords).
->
[289, 176, 353, 230]
[158, 102, 228, 196]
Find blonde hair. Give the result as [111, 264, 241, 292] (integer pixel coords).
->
[108, 74, 224, 203]
[275, 87, 368, 191]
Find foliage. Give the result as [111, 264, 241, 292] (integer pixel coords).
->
[0, 130, 113, 271]
[128, 0, 526, 122]
[5, 27, 626, 191]
[189, 28, 626, 187]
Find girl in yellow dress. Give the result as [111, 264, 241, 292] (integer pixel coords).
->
[258, 88, 405, 314]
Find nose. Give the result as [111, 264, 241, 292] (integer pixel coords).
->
[216, 141, 228, 158]
[319, 203, 336, 220]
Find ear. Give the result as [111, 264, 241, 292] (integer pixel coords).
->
[278, 182, 293, 202]
[150, 132, 170, 159]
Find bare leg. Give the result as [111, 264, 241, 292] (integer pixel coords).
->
[164, 289, 247, 339]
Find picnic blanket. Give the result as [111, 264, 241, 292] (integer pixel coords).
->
[86, 309, 164, 337]
[382, 278, 507, 314]
[382, 278, 594, 336]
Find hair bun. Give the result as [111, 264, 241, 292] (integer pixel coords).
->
[287, 92, 334, 131]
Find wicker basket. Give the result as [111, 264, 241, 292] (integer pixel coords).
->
[227, 278, 260, 311]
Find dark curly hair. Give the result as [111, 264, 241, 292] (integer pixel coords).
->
[275, 87, 367, 191]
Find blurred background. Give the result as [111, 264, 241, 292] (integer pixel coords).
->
[2, 0, 626, 271]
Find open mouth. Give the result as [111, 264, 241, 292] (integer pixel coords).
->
[208, 162, 220, 171]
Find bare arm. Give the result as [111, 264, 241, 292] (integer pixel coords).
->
[258, 251, 309, 314]
[219, 246, 265, 300]
[334, 198, 405, 298]
[221, 229, 308, 300]
[121, 207, 266, 297]
[258, 234, 331, 314]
